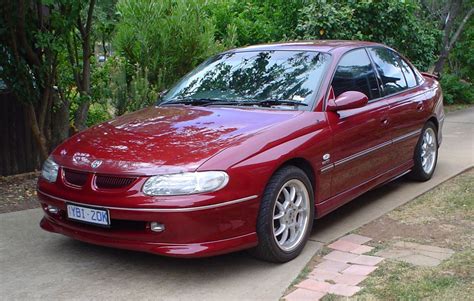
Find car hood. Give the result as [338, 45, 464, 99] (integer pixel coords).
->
[52, 105, 303, 175]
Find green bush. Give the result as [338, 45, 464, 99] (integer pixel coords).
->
[297, 0, 440, 70]
[440, 74, 474, 105]
[87, 103, 112, 127]
[208, 0, 305, 47]
[114, 0, 218, 91]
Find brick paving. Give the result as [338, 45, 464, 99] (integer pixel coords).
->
[283, 234, 381, 300]
[283, 236, 456, 300]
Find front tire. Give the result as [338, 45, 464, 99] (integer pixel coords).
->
[251, 166, 314, 263]
[409, 121, 438, 181]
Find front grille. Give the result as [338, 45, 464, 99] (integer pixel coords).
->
[63, 169, 88, 186]
[95, 175, 136, 189]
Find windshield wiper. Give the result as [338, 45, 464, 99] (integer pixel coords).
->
[160, 98, 227, 106]
[161, 98, 308, 107]
[238, 99, 308, 107]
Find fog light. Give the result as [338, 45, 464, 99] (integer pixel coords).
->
[47, 205, 59, 214]
[150, 222, 165, 232]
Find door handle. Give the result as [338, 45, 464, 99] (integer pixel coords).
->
[381, 118, 389, 125]
[417, 102, 424, 111]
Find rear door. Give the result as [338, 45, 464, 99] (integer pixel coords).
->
[327, 48, 391, 197]
[367, 47, 430, 167]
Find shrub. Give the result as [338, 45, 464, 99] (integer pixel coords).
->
[114, 0, 218, 91]
[440, 74, 474, 105]
[297, 0, 441, 70]
[207, 0, 305, 47]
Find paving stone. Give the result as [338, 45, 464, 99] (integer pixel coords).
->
[328, 283, 361, 297]
[309, 268, 340, 282]
[376, 249, 414, 259]
[296, 279, 331, 293]
[397, 254, 441, 267]
[377, 242, 454, 266]
[342, 264, 378, 276]
[417, 250, 453, 260]
[284, 288, 326, 301]
[393, 241, 454, 254]
[315, 260, 351, 273]
[328, 240, 362, 252]
[323, 250, 359, 263]
[351, 254, 384, 266]
[339, 234, 372, 245]
[351, 245, 374, 255]
[333, 273, 367, 286]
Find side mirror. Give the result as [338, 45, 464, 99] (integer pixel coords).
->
[327, 91, 368, 111]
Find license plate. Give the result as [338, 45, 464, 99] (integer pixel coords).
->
[66, 203, 110, 226]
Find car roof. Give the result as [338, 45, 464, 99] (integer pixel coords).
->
[228, 40, 387, 54]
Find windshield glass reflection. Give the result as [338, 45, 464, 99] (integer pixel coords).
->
[161, 50, 330, 109]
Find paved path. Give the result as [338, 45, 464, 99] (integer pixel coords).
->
[1, 108, 472, 301]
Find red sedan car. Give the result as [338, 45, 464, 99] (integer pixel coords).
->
[38, 41, 444, 262]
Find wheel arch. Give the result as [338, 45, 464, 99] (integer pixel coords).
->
[427, 116, 439, 133]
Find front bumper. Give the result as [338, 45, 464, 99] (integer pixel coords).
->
[38, 190, 259, 257]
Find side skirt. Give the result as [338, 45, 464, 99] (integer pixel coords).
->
[315, 160, 414, 218]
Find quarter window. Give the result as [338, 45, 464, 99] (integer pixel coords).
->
[398, 56, 418, 88]
[368, 47, 407, 95]
[331, 49, 380, 100]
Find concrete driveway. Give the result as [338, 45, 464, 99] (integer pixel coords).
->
[1, 108, 473, 301]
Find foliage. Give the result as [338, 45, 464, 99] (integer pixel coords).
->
[297, 0, 441, 70]
[440, 74, 474, 104]
[449, 18, 474, 81]
[114, 0, 218, 93]
[440, 12, 474, 104]
[86, 103, 112, 127]
[207, 0, 306, 47]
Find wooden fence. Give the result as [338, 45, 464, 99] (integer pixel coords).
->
[0, 92, 41, 176]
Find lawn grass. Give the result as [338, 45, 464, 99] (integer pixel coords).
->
[352, 169, 474, 300]
[287, 170, 473, 301]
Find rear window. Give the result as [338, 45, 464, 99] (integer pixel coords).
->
[368, 47, 407, 96]
[399, 57, 418, 88]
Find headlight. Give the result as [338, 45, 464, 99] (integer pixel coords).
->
[142, 171, 229, 196]
[41, 156, 59, 183]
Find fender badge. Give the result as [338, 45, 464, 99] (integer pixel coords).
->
[323, 153, 331, 161]
[91, 160, 103, 168]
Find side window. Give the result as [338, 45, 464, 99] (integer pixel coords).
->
[368, 47, 407, 95]
[398, 56, 417, 88]
[331, 49, 381, 100]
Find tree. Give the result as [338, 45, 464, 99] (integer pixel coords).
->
[423, 0, 474, 74]
[60, 0, 97, 131]
[0, 0, 98, 160]
[1, 1, 58, 160]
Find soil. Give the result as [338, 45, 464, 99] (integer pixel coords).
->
[0, 172, 40, 213]
[358, 168, 474, 252]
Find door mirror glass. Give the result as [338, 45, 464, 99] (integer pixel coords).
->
[327, 91, 368, 111]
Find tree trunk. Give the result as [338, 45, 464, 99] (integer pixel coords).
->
[433, 2, 473, 74]
[25, 103, 48, 161]
[51, 96, 70, 147]
[73, 0, 96, 131]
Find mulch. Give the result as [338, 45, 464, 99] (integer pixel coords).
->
[0, 171, 41, 214]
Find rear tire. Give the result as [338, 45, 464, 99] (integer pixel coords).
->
[250, 166, 314, 263]
[408, 121, 438, 181]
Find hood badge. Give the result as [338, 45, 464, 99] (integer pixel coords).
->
[91, 160, 103, 168]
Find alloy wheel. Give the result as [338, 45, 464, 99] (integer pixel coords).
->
[272, 179, 310, 252]
[421, 127, 437, 174]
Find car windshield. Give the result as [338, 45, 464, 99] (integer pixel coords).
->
[160, 50, 330, 109]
